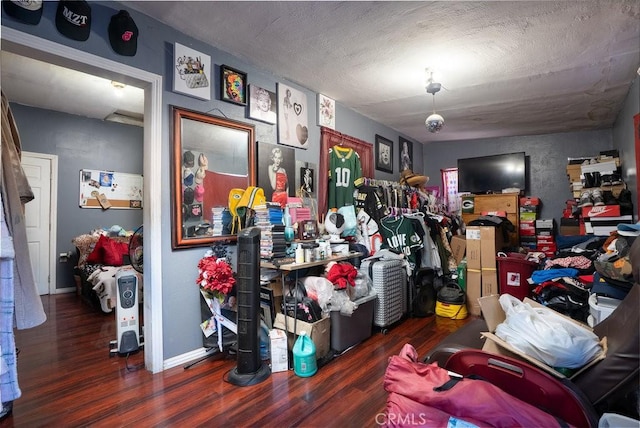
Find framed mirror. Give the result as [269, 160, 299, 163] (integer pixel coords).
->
[172, 106, 256, 249]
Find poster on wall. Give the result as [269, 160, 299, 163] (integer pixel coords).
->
[79, 169, 143, 209]
[277, 83, 308, 149]
[257, 142, 295, 208]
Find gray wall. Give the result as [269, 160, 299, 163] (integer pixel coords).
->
[612, 76, 639, 219]
[423, 129, 613, 224]
[10, 104, 143, 289]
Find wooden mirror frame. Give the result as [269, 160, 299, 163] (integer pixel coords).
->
[171, 106, 256, 249]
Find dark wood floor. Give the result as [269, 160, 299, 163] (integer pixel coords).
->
[4, 293, 474, 427]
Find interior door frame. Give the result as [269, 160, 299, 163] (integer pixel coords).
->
[22, 151, 58, 295]
[1, 27, 164, 373]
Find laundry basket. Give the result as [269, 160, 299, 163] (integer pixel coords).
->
[496, 252, 539, 300]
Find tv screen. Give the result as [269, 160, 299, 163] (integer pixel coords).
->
[457, 152, 526, 194]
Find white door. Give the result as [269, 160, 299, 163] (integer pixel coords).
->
[22, 153, 54, 295]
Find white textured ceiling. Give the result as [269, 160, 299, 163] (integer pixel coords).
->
[3, 1, 639, 144]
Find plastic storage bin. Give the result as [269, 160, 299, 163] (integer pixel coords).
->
[588, 294, 622, 326]
[496, 253, 539, 300]
[598, 413, 640, 428]
[330, 293, 376, 352]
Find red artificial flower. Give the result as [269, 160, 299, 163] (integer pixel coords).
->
[196, 255, 236, 300]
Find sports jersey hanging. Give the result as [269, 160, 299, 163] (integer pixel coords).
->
[328, 145, 362, 209]
[380, 215, 422, 270]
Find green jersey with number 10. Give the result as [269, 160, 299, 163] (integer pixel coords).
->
[328, 145, 362, 209]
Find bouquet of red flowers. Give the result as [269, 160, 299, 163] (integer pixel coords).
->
[196, 253, 236, 301]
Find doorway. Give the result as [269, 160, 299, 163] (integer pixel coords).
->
[21, 152, 58, 296]
[1, 27, 164, 373]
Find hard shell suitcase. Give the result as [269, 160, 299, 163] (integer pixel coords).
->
[361, 258, 407, 329]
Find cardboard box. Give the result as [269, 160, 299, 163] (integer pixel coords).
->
[480, 227, 505, 268]
[481, 268, 498, 296]
[520, 211, 537, 221]
[519, 196, 540, 206]
[273, 313, 331, 359]
[465, 227, 482, 270]
[478, 294, 607, 379]
[535, 219, 555, 230]
[269, 329, 289, 373]
[466, 269, 482, 316]
[481, 210, 507, 217]
[560, 218, 581, 236]
[450, 235, 466, 265]
[581, 205, 621, 218]
[519, 220, 536, 236]
[519, 205, 538, 214]
[536, 235, 556, 245]
[584, 215, 633, 236]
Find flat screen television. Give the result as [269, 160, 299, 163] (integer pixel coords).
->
[457, 152, 526, 194]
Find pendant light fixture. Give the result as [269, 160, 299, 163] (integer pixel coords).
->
[425, 70, 444, 133]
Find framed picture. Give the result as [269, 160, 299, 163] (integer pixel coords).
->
[248, 84, 277, 124]
[173, 42, 211, 101]
[220, 64, 247, 106]
[399, 136, 413, 172]
[317, 93, 335, 129]
[375, 134, 393, 173]
[299, 167, 314, 193]
[257, 141, 296, 207]
[277, 83, 309, 149]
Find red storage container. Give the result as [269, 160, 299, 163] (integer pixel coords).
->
[496, 253, 539, 300]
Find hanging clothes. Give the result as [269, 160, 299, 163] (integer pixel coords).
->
[1, 91, 46, 329]
[1, 91, 47, 406]
[404, 212, 441, 273]
[380, 215, 422, 272]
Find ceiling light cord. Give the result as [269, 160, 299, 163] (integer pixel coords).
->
[425, 70, 444, 133]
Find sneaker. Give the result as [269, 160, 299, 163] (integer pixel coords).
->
[610, 173, 623, 185]
[578, 190, 593, 207]
[591, 189, 605, 206]
[600, 174, 613, 186]
[592, 171, 601, 187]
[583, 173, 594, 188]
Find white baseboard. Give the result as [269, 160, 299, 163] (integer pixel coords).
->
[163, 347, 212, 370]
[55, 287, 76, 294]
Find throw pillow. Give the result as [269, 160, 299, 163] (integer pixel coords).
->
[86, 234, 108, 265]
[102, 237, 129, 266]
[72, 234, 100, 268]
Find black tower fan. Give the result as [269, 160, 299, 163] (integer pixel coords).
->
[228, 227, 270, 386]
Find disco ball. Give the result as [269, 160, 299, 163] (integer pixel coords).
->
[425, 113, 444, 133]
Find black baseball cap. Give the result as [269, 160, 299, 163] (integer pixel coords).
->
[3, 0, 43, 25]
[108, 10, 138, 56]
[56, 0, 91, 41]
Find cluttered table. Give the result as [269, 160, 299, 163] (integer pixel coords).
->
[260, 251, 363, 272]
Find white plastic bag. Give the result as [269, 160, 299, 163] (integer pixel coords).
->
[494, 294, 602, 369]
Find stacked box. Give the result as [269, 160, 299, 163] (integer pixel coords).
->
[536, 219, 556, 257]
[519, 197, 540, 250]
[465, 226, 506, 316]
[580, 205, 632, 236]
